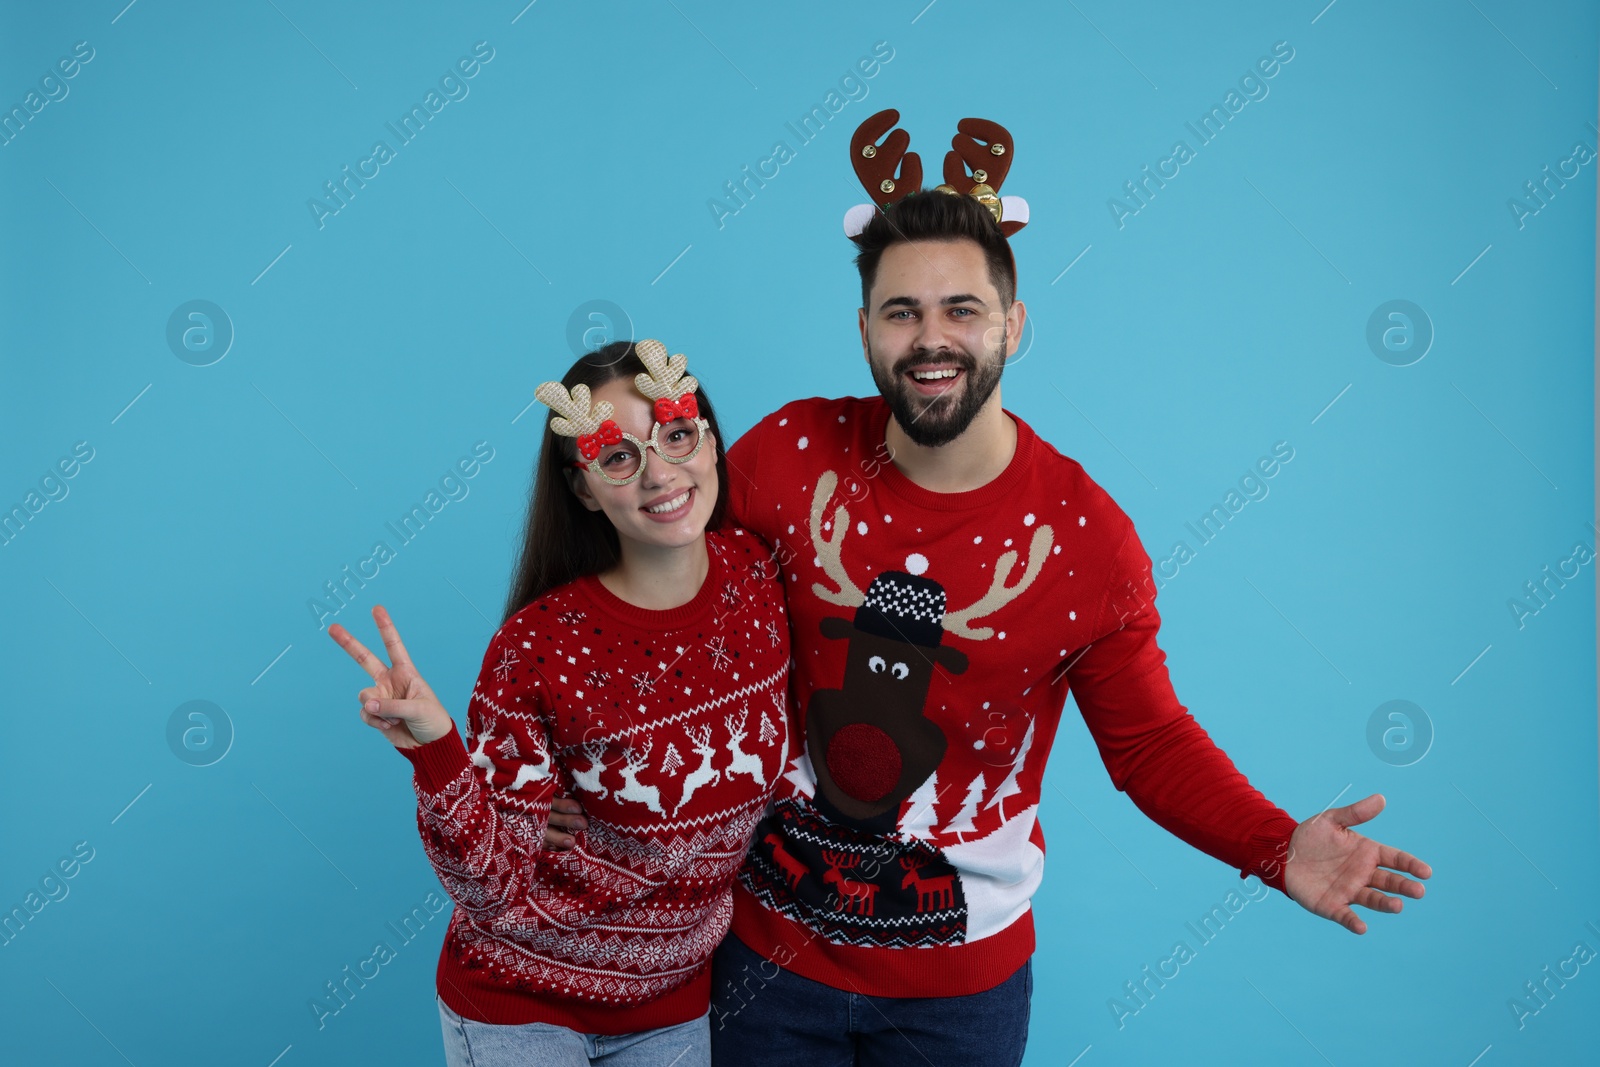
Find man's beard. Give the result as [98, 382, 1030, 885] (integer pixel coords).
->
[868, 335, 1006, 448]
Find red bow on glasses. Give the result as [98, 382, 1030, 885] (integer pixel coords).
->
[653, 393, 699, 423]
[576, 420, 624, 460]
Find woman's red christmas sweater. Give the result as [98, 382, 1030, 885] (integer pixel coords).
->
[397, 527, 790, 1032]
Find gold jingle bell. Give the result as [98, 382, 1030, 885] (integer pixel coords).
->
[968, 182, 1002, 223]
[930, 182, 1002, 223]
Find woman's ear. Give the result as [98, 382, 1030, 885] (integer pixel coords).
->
[565, 466, 604, 512]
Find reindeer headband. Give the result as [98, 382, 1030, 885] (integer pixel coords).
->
[843, 109, 1031, 241]
[535, 339, 701, 461]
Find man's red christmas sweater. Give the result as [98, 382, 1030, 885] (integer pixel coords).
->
[396, 527, 790, 1032]
[723, 395, 1300, 998]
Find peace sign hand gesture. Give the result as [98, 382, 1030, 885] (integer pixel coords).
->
[328, 605, 457, 750]
[1283, 793, 1432, 935]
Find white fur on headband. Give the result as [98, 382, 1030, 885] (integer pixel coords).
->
[843, 203, 875, 238]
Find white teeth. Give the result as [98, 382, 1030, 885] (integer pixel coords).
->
[646, 490, 691, 514]
[911, 368, 960, 380]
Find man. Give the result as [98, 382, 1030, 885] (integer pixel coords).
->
[547, 112, 1431, 1065]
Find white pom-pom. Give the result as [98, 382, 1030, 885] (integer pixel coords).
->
[1000, 196, 1029, 225]
[843, 203, 875, 238]
[905, 553, 929, 576]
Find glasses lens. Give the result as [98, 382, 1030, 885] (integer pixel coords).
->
[658, 418, 700, 460]
[596, 441, 641, 481]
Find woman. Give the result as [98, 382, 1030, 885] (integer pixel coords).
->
[329, 339, 789, 1066]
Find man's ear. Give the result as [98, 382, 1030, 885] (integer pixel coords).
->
[858, 306, 869, 364]
[1005, 299, 1026, 358]
[566, 467, 604, 512]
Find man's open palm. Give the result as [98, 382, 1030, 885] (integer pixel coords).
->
[1283, 793, 1431, 934]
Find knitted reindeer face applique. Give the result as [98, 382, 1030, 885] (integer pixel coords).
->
[803, 470, 1055, 826]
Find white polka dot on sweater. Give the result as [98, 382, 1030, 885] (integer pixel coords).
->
[905, 553, 929, 575]
[1024, 513, 1035, 526]
[798, 436, 809, 449]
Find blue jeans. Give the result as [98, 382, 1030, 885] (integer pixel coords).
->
[437, 994, 710, 1067]
[708, 933, 1032, 1067]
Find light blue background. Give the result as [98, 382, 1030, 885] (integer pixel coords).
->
[2, 1, 1596, 1064]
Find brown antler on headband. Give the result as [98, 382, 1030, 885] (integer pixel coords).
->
[937, 117, 1026, 236]
[850, 108, 923, 209]
[843, 110, 1029, 239]
[942, 118, 1013, 195]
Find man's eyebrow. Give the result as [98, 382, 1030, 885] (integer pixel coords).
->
[876, 294, 990, 312]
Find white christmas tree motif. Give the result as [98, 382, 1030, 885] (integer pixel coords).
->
[984, 718, 1035, 821]
[764, 621, 781, 646]
[493, 647, 519, 681]
[706, 635, 732, 671]
[496, 734, 520, 760]
[632, 671, 657, 696]
[758, 709, 778, 745]
[899, 770, 940, 840]
[660, 742, 684, 776]
[941, 772, 987, 837]
[782, 751, 816, 798]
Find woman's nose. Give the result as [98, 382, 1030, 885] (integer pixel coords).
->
[638, 443, 676, 487]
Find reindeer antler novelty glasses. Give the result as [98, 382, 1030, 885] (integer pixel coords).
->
[535, 339, 711, 487]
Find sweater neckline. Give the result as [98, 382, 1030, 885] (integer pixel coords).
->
[574, 533, 726, 631]
[866, 397, 1037, 511]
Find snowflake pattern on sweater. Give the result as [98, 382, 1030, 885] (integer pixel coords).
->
[399, 527, 790, 1029]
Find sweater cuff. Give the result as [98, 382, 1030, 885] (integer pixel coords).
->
[399, 722, 472, 795]
[1238, 812, 1300, 895]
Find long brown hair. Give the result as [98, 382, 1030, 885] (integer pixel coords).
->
[500, 341, 732, 625]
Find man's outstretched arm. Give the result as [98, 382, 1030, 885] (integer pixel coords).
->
[1065, 522, 1430, 933]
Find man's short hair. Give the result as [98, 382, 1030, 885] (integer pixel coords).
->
[852, 190, 1018, 312]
